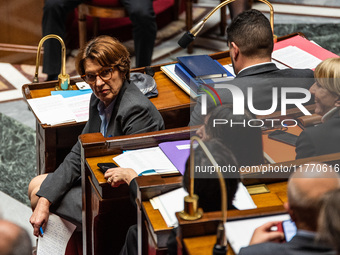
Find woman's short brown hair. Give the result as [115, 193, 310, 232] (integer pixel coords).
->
[76, 35, 131, 82]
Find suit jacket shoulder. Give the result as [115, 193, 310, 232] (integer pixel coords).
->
[238, 234, 335, 255]
[296, 116, 340, 159]
[189, 63, 314, 126]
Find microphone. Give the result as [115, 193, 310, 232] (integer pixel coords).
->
[178, 31, 195, 49]
[178, 136, 228, 254]
[178, 0, 275, 48]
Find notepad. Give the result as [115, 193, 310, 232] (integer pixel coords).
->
[37, 213, 76, 255]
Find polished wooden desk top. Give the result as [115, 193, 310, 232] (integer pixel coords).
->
[142, 181, 287, 236]
[262, 125, 302, 163]
[22, 73, 192, 128]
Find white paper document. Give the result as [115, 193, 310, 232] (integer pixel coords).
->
[272, 45, 322, 69]
[150, 183, 256, 228]
[226, 214, 290, 254]
[27, 95, 76, 125]
[64, 93, 91, 122]
[37, 213, 76, 255]
[151, 187, 188, 227]
[27, 93, 91, 125]
[113, 147, 178, 175]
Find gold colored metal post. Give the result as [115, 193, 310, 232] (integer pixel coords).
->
[179, 136, 228, 231]
[33, 34, 71, 90]
[189, 0, 276, 42]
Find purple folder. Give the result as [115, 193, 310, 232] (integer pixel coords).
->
[158, 140, 191, 175]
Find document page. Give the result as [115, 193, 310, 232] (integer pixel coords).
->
[272, 45, 322, 69]
[150, 183, 256, 228]
[27, 95, 76, 125]
[64, 93, 91, 122]
[37, 213, 76, 255]
[226, 214, 290, 254]
[113, 147, 178, 175]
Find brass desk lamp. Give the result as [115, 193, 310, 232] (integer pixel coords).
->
[178, 0, 276, 48]
[179, 136, 228, 254]
[33, 34, 71, 90]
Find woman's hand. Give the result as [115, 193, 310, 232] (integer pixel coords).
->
[104, 167, 138, 187]
[29, 197, 51, 237]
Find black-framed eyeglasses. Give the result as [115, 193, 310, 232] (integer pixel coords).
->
[81, 66, 114, 84]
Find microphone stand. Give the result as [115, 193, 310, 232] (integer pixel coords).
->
[179, 136, 228, 254]
[178, 0, 275, 48]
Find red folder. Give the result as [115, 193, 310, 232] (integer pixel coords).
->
[274, 35, 339, 60]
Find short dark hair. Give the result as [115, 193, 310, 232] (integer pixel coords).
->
[227, 9, 273, 58]
[183, 138, 241, 212]
[205, 105, 264, 167]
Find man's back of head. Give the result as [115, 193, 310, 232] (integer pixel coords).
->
[0, 220, 32, 255]
[227, 9, 273, 59]
[287, 163, 340, 232]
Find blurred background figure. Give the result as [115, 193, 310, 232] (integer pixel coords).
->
[42, 0, 156, 81]
[318, 188, 340, 255]
[229, 0, 252, 20]
[0, 219, 32, 255]
[196, 104, 264, 167]
[296, 57, 340, 159]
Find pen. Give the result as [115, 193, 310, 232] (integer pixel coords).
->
[39, 226, 44, 236]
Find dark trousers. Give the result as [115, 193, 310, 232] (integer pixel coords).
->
[42, 0, 156, 75]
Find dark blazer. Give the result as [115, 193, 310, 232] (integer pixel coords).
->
[36, 81, 164, 226]
[296, 114, 340, 159]
[189, 63, 314, 126]
[238, 233, 335, 255]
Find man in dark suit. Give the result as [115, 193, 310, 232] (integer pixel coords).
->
[238, 164, 339, 255]
[189, 9, 314, 126]
[43, 0, 156, 80]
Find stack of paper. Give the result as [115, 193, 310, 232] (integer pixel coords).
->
[272, 45, 322, 69]
[113, 147, 178, 175]
[27, 93, 91, 125]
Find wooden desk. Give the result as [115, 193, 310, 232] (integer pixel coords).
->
[78, 104, 319, 255]
[138, 181, 287, 255]
[22, 61, 197, 173]
[178, 152, 340, 255]
[22, 32, 305, 174]
[79, 127, 194, 255]
[137, 149, 340, 255]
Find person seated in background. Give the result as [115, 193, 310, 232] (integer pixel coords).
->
[43, 0, 157, 80]
[229, 0, 251, 21]
[0, 220, 32, 255]
[189, 9, 315, 126]
[318, 188, 340, 255]
[112, 138, 241, 255]
[105, 104, 263, 189]
[238, 163, 340, 255]
[196, 104, 264, 167]
[296, 58, 340, 159]
[28, 35, 164, 237]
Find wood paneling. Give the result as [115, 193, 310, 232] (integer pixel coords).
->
[0, 1, 43, 64]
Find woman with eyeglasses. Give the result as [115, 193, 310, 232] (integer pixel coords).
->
[28, 35, 164, 247]
[295, 58, 340, 159]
